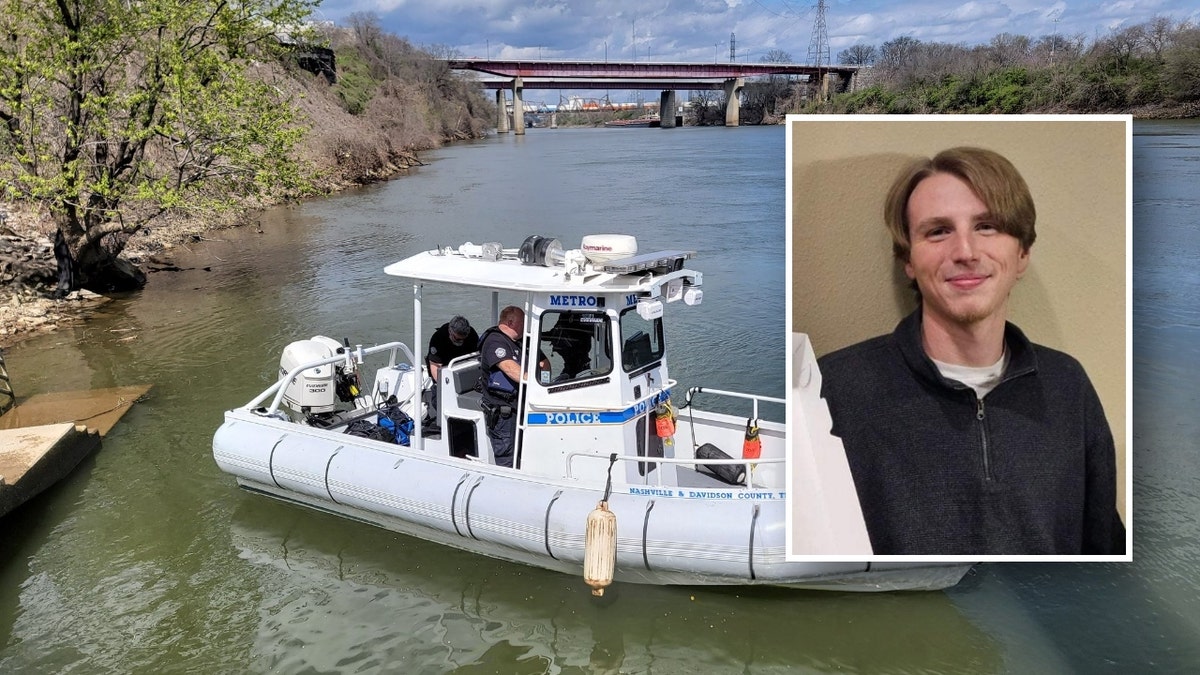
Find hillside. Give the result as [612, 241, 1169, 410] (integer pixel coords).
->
[0, 17, 495, 346]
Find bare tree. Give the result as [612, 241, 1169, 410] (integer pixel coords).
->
[878, 36, 921, 71]
[685, 91, 723, 126]
[838, 44, 877, 65]
[988, 33, 1032, 67]
[761, 48, 793, 64]
[1142, 16, 1177, 61]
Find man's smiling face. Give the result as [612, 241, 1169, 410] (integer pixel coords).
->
[904, 171, 1030, 330]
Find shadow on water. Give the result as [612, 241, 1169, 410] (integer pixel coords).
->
[227, 500, 1002, 674]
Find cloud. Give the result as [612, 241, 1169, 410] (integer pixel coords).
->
[944, 1, 1011, 23]
[315, 0, 1200, 61]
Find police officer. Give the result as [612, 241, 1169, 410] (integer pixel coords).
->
[478, 306, 546, 468]
[423, 315, 479, 430]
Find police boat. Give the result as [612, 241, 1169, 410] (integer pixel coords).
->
[213, 235, 970, 592]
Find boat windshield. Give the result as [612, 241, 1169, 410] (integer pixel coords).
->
[619, 307, 664, 374]
[537, 310, 613, 384]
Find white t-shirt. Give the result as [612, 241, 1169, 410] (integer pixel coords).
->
[932, 350, 1009, 399]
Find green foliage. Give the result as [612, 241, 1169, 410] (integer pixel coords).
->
[331, 48, 377, 115]
[0, 0, 319, 286]
[1164, 29, 1200, 101]
[804, 17, 1194, 116]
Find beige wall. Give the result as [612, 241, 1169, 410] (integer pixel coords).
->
[789, 116, 1129, 520]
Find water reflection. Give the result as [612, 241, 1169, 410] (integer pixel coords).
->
[230, 501, 1000, 674]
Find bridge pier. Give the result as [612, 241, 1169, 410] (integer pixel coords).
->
[496, 90, 509, 133]
[659, 90, 676, 128]
[512, 77, 525, 136]
[724, 78, 743, 127]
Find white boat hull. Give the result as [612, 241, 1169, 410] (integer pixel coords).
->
[215, 410, 969, 591]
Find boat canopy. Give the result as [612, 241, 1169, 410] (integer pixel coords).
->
[384, 242, 701, 295]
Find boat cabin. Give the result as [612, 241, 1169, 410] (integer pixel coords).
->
[382, 235, 705, 485]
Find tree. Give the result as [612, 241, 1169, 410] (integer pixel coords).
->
[838, 43, 877, 65]
[0, 0, 317, 292]
[1141, 16, 1178, 62]
[988, 32, 1031, 67]
[742, 48, 795, 122]
[761, 48, 793, 64]
[685, 90, 722, 126]
[1164, 26, 1200, 101]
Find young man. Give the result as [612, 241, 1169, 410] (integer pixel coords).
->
[818, 147, 1126, 555]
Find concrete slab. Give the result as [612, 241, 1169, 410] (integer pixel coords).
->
[0, 384, 151, 436]
[0, 384, 149, 517]
[0, 423, 100, 518]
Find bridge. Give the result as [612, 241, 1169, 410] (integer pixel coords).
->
[447, 59, 861, 132]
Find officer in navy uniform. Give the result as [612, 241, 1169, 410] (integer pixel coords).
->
[423, 315, 479, 430]
[478, 305, 546, 468]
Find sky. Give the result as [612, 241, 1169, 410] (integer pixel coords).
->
[312, 0, 1200, 64]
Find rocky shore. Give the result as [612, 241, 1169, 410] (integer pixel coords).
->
[0, 204, 122, 348]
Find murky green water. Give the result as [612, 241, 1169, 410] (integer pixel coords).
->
[1, 123, 1197, 672]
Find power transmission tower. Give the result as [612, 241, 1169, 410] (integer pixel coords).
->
[730, 32, 736, 62]
[806, 0, 830, 100]
[806, 0, 829, 68]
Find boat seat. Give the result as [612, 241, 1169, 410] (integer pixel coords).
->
[452, 359, 482, 394]
[447, 358, 484, 412]
[458, 389, 483, 412]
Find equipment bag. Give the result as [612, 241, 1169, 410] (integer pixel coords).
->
[377, 404, 415, 446]
[696, 443, 746, 486]
[344, 419, 395, 443]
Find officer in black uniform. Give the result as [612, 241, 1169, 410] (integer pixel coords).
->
[423, 315, 479, 430]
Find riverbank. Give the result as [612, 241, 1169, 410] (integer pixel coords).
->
[0, 200, 267, 348]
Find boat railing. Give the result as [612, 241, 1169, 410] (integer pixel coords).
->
[245, 341, 416, 416]
[565, 450, 783, 490]
[683, 386, 785, 422]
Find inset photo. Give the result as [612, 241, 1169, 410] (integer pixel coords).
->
[785, 115, 1131, 561]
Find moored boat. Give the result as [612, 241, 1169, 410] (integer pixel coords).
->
[212, 234, 970, 592]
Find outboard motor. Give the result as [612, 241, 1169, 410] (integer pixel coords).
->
[279, 336, 359, 418]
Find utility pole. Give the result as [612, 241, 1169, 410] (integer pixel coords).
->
[1051, 15, 1060, 66]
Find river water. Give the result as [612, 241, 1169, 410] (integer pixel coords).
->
[0, 122, 1195, 672]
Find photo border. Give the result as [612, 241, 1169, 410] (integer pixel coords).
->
[784, 113, 1133, 563]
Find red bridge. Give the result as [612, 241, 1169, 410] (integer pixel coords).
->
[447, 59, 861, 131]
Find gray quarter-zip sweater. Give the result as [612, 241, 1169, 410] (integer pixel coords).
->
[818, 310, 1126, 555]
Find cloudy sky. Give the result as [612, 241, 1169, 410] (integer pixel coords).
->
[314, 1, 1199, 63]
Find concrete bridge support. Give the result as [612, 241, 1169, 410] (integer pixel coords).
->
[512, 77, 525, 135]
[724, 78, 743, 127]
[496, 90, 509, 133]
[659, 90, 677, 128]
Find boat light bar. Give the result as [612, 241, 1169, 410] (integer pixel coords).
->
[596, 250, 693, 275]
